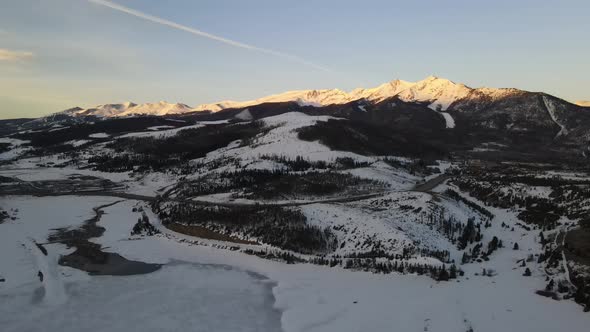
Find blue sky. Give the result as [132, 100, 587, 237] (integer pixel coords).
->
[1, 0, 589, 119]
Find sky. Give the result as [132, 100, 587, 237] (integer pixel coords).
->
[1, 0, 589, 119]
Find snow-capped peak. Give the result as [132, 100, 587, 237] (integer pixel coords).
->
[397, 76, 472, 111]
[348, 79, 415, 103]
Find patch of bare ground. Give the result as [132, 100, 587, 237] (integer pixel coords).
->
[166, 223, 259, 245]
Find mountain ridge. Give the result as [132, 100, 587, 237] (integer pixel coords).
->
[28, 76, 588, 149]
[55, 76, 572, 118]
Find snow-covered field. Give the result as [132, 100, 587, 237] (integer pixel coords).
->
[2, 195, 589, 332]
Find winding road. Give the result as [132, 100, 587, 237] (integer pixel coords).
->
[1, 173, 452, 208]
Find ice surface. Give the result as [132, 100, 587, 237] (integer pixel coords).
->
[0, 196, 281, 332]
[1, 262, 282, 332]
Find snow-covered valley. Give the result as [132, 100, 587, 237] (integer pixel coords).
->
[1, 194, 590, 332]
[1, 99, 590, 331]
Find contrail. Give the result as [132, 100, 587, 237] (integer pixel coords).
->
[88, 0, 330, 71]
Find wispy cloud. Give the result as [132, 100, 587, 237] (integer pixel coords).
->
[88, 0, 330, 71]
[0, 49, 33, 61]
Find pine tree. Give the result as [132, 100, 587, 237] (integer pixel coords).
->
[438, 265, 450, 281]
[461, 252, 470, 264]
[523, 268, 531, 276]
[574, 282, 586, 304]
[487, 236, 499, 255]
[449, 264, 457, 279]
[513, 242, 519, 250]
[458, 218, 476, 250]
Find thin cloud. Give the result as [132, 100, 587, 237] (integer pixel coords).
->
[0, 49, 33, 61]
[88, 0, 330, 72]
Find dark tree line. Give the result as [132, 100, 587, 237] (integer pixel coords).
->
[173, 169, 385, 200]
[88, 121, 266, 172]
[15, 116, 187, 147]
[152, 201, 337, 254]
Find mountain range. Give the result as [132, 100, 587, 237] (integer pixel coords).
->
[3, 76, 589, 163]
[55, 76, 539, 117]
[49, 76, 590, 146]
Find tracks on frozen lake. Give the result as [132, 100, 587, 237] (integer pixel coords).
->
[23, 239, 67, 306]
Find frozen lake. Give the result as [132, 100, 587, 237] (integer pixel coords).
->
[1, 262, 282, 332]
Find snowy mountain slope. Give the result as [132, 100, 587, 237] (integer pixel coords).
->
[47, 76, 523, 118]
[117, 120, 229, 139]
[193, 79, 415, 112]
[194, 89, 352, 112]
[194, 76, 476, 112]
[63, 101, 193, 118]
[395, 76, 472, 111]
[190, 112, 374, 174]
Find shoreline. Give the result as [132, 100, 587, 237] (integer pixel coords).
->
[48, 200, 162, 276]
